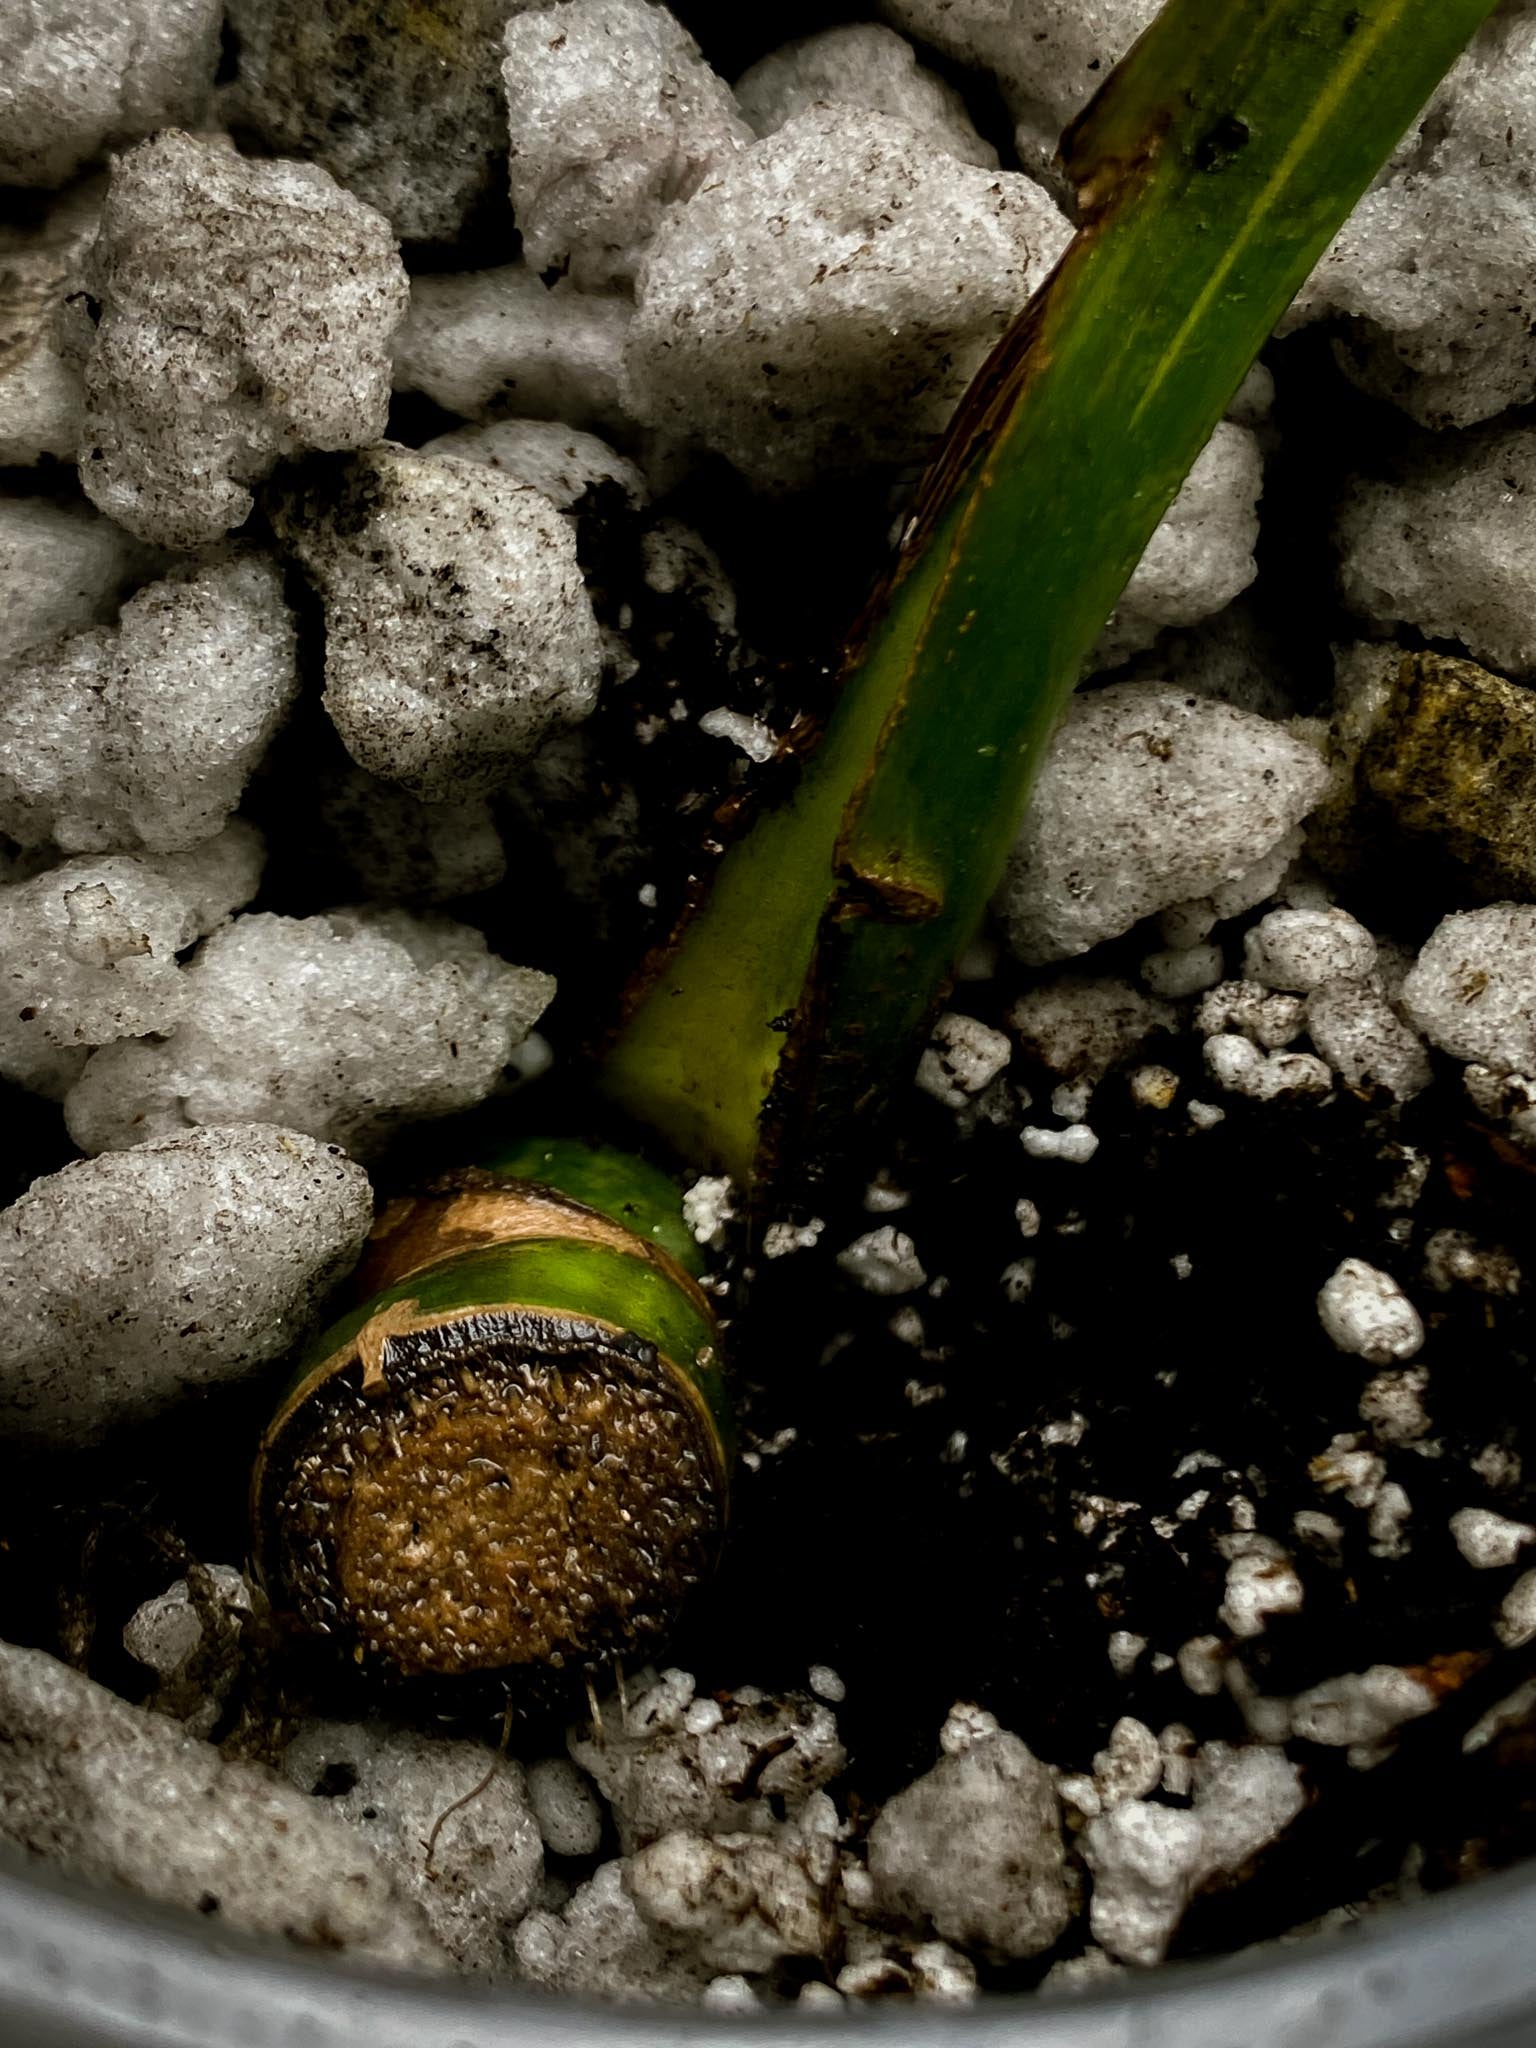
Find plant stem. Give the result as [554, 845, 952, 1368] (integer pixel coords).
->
[600, 0, 1498, 1188]
[252, 1141, 729, 1677]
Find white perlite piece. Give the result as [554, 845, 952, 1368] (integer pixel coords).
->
[1090, 1720, 1163, 1810]
[420, 419, 648, 514]
[998, 683, 1329, 964]
[0, 495, 153, 665]
[0, 181, 98, 467]
[515, 1858, 709, 2003]
[503, 0, 752, 292]
[1451, 1508, 1536, 1571]
[0, 0, 221, 186]
[1278, 1667, 1439, 1749]
[874, 0, 1157, 172]
[0, 829, 264, 1099]
[1195, 981, 1306, 1050]
[623, 105, 1071, 493]
[1203, 1036, 1332, 1104]
[393, 266, 633, 431]
[65, 907, 554, 1160]
[1083, 1744, 1304, 1967]
[1497, 1571, 1536, 1649]
[1021, 1125, 1100, 1164]
[0, 553, 297, 855]
[78, 131, 409, 548]
[697, 708, 776, 763]
[837, 1226, 929, 1296]
[527, 1758, 605, 1860]
[283, 1721, 543, 1974]
[225, 0, 509, 245]
[1423, 1229, 1522, 1298]
[626, 1829, 830, 1975]
[1402, 906, 1536, 1074]
[273, 444, 604, 802]
[1336, 426, 1536, 681]
[1096, 425, 1264, 665]
[0, 1643, 441, 1967]
[1008, 976, 1175, 1081]
[867, 1729, 1071, 1962]
[735, 25, 997, 168]
[1359, 1367, 1431, 1445]
[568, 1674, 846, 1856]
[0, 1127, 370, 1445]
[1220, 1551, 1305, 1640]
[1244, 908, 1378, 994]
[1289, 8, 1536, 428]
[1317, 1260, 1425, 1365]
[1305, 979, 1433, 1103]
[123, 1566, 253, 1685]
[122, 1565, 253, 1737]
[916, 1013, 1011, 1108]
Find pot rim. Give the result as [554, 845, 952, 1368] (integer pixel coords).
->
[0, 1845, 1534, 2047]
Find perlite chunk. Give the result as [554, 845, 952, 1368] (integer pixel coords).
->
[0, 495, 154, 664]
[622, 105, 1072, 493]
[0, 827, 264, 1099]
[420, 418, 648, 512]
[0, 179, 98, 467]
[392, 266, 633, 431]
[1083, 1744, 1303, 1966]
[735, 26, 997, 168]
[502, 0, 753, 291]
[0, 1641, 439, 1965]
[1096, 424, 1264, 665]
[875, 0, 1158, 170]
[78, 131, 409, 548]
[227, 0, 510, 244]
[868, 1728, 1071, 1962]
[0, 0, 222, 187]
[0, 552, 297, 855]
[997, 682, 1329, 964]
[64, 907, 555, 1159]
[1336, 424, 1536, 681]
[272, 444, 605, 802]
[0, 1127, 372, 1444]
[1402, 905, 1536, 1075]
[1290, 7, 1536, 429]
[284, 1721, 543, 1973]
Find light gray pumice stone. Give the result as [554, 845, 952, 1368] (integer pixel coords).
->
[735, 24, 998, 167]
[0, 495, 156, 664]
[867, 1727, 1071, 1962]
[0, 1640, 441, 1966]
[284, 1720, 544, 1973]
[0, 551, 298, 854]
[997, 681, 1330, 964]
[502, 0, 753, 291]
[0, 1126, 373, 1445]
[0, 826, 264, 1099]
[272, 444, 606, 802]
[78, 130, 409, 547]
[0, 0, 222, 187]
[64, 906, 556, 1159]
[622, 104, 1072, 493]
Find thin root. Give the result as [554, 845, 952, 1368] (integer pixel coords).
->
[423, 1694, 513, 1875]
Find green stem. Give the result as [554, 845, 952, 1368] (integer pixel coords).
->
[600, 0, 1497, 1187]
[252, 1139, 729, 1678]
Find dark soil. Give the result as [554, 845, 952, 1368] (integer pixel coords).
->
[4, 263, 1536, 1990]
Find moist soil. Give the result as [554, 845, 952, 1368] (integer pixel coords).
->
[4, 326, 1536, 1985]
